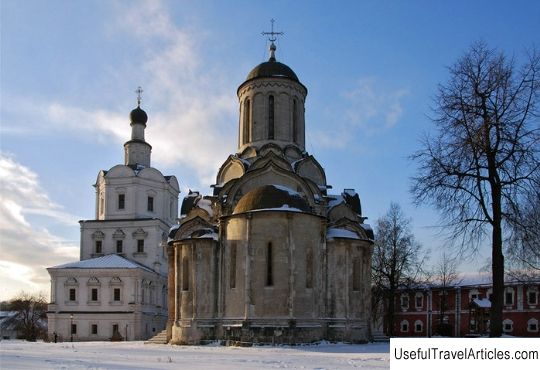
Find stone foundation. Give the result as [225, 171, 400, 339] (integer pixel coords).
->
[170, 319, 370, 345]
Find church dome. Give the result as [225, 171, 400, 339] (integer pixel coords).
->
[233, 184, 310, 214]
[130, 106, 148, 124]
[246, 59, 299, 83]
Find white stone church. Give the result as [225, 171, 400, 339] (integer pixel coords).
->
[47, 101, 180, 341]
[166, 41, 374, 344]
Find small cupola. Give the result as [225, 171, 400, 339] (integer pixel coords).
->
[130, 106, 148, 125]
[124, 87, 152, 168]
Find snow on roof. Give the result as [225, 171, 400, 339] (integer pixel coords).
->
[459, 272, 493, 286]
[272, 184, 301, 196]
[239, 157, 251, 167]
[361, 224, 373, 231]
[195, 231, 219, 241]
[49, 254, 153, 272]
[249, 205, 304, 213]
[327, 195, 345, 209]
[326, 228, 360, 240]
[473, 298, 492, 308]
[167, 224, 181, 242]
[343, 189, 357, 196]
[197, 198, 214, 216]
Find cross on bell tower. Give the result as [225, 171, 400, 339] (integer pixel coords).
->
[262, 19, 284, 61]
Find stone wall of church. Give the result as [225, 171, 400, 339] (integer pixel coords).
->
[223, 211, 324, 321]
[325, 239, 372, 342]
[169, 239, 218, 344]
[167, 210, 373, 344]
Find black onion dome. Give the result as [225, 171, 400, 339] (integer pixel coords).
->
[233, 185, 310, 214]
[246, 59, 299, 83]
[130, 106, 148, 124]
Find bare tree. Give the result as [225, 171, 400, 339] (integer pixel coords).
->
[3, 292, 48, 341]
[371, 202, 429, 336]
[411, 42, 540, 336]
[507, 187, 540, 271]
[431, 252, 461, 335]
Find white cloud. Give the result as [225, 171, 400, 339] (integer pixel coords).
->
[310, 78, 408, 149]
[3, 0, 237, 188]
[0, 154, 79, 300]
[343, 78, 408, 131]
[122, 1, 237, 184]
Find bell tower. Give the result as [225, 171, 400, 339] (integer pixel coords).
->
[124, 86, 152, 168]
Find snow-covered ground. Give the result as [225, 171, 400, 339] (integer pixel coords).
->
[0, 340, 389, 369]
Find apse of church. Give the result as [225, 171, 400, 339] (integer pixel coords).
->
[167, 33, 374, 344]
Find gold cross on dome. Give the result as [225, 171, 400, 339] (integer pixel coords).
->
[261, 19, 284, 42]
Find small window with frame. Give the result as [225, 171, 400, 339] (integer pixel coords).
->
[415, 294, 423, 309]
[137, 239, 144, 253]
[116, 240, 123, 254]
[505, 290, 514, 306]
[95, 240, 102, 254]
[118, 194, 125, 210]
[91, 288, 98, 301]
[528, 290, 538, 305]
[400, 320, 409, 333]
[114, 288, 121, 301]
[400, 294, 409, 309]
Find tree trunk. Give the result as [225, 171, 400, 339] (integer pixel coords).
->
[484, 113, 504, 337]
[491, 219, 504, 337]
[488, 153, 504, 337]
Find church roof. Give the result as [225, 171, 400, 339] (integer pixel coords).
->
[49, 254, 154, 272]
[233, 184, 310, 214]
[245, 59, 299, 83]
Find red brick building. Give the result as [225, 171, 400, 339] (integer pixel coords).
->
[386, 277, 540, 337]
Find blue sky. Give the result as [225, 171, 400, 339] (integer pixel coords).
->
[1, 0, 539, 300]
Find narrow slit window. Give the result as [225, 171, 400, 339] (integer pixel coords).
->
[147, 196, 154, 212]
[91, 288, 98, 301]
[306, 247, 313, 289]
[268, 95, 274, 140]
[182, 256, 190, 291]
[230, 243, 237, 289]
[293, 99, 298, 143]
[352, 257, 361, 291]
[266, 242, 273, 286]
[243, 99, 250, 144]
